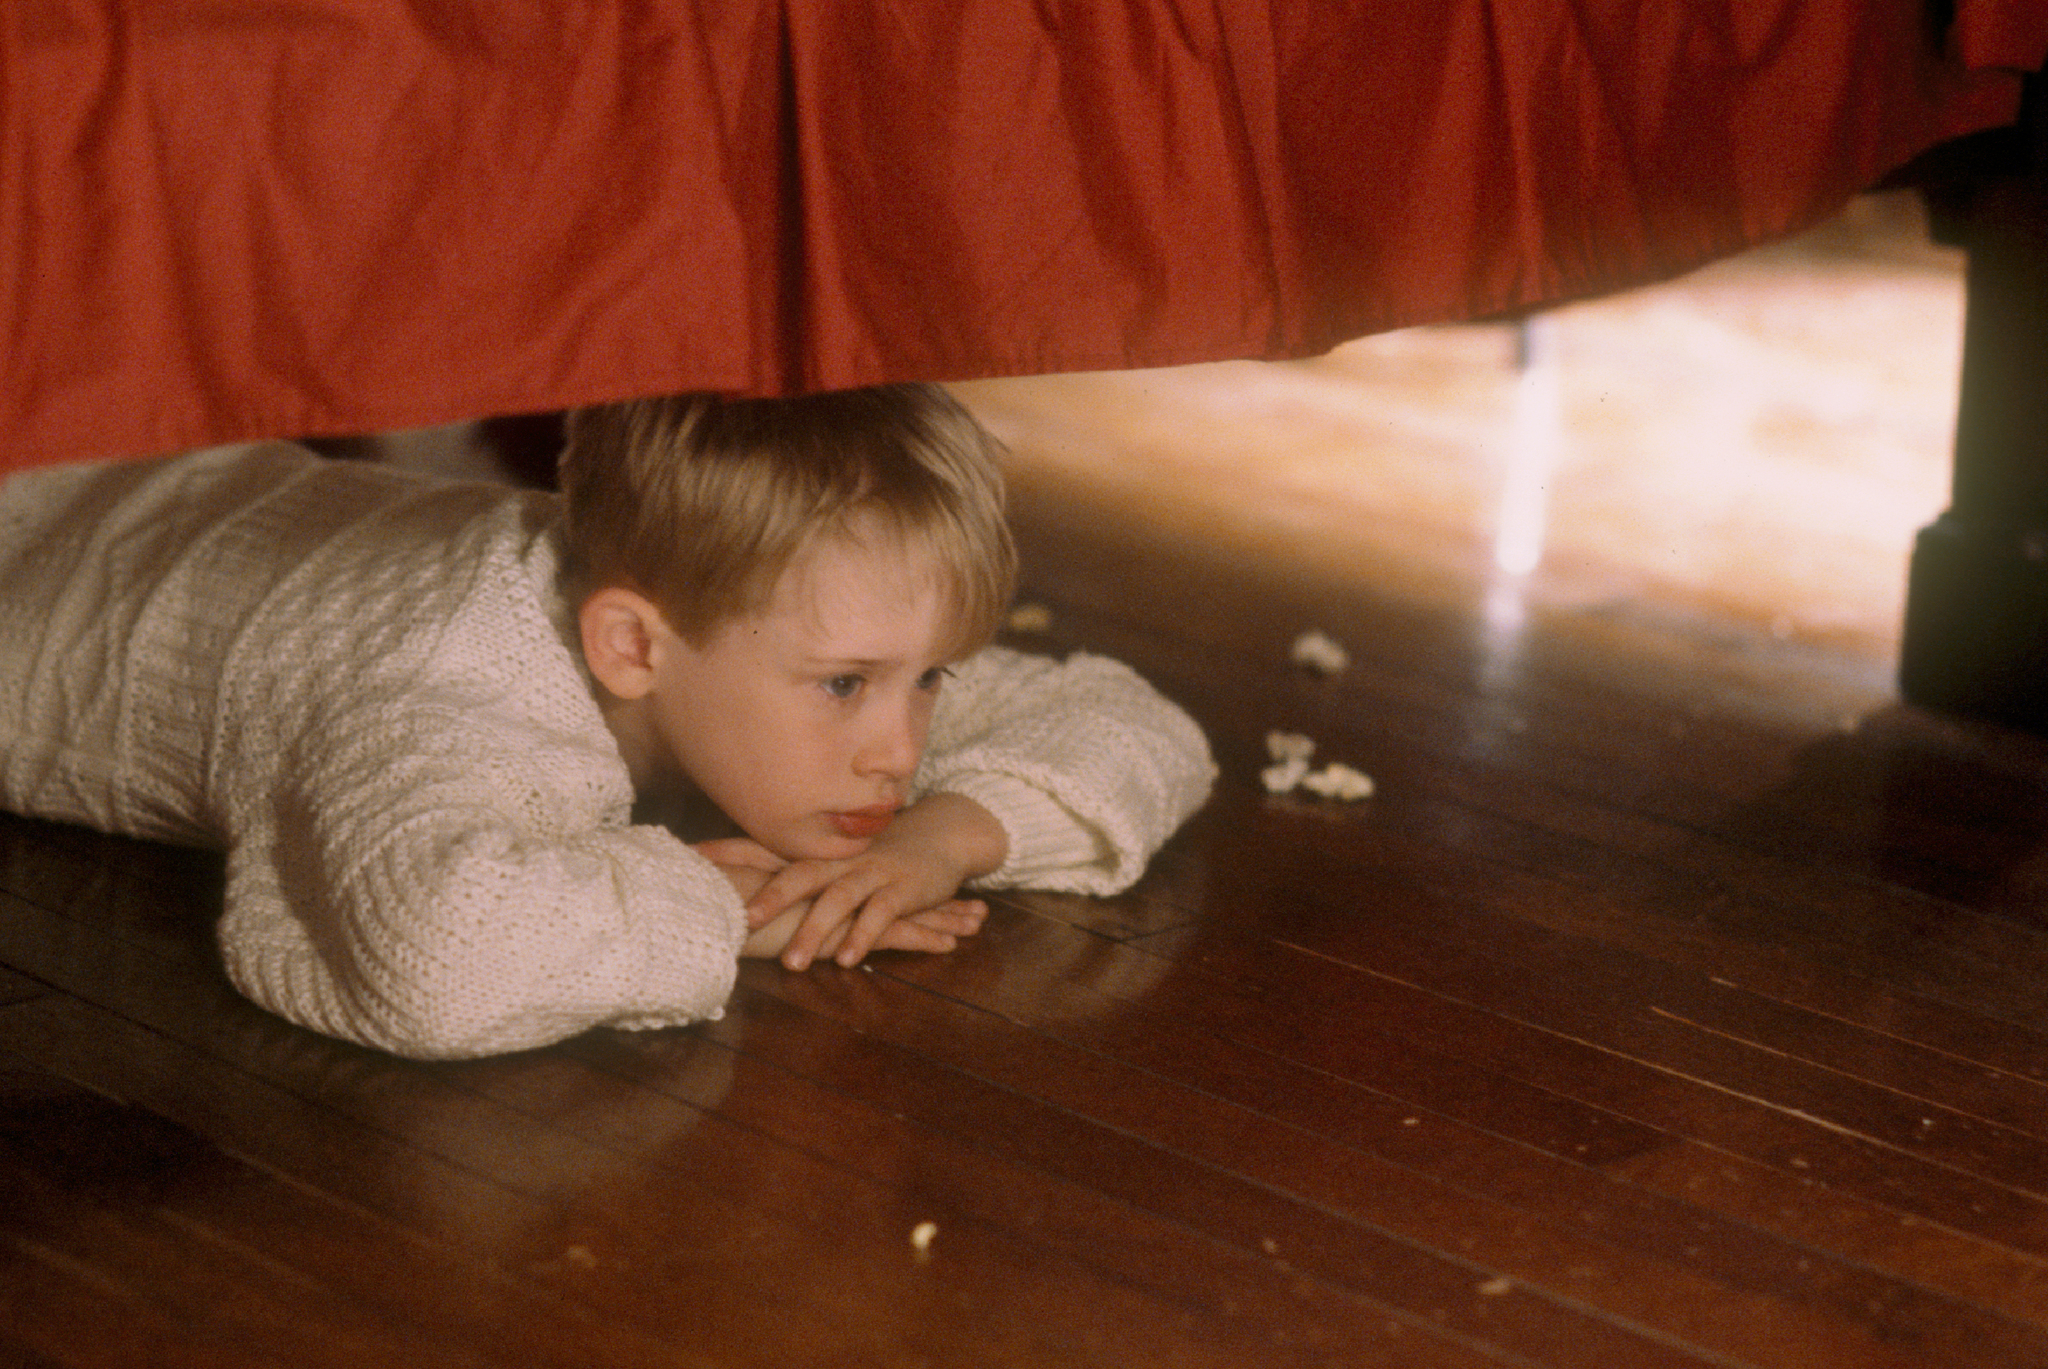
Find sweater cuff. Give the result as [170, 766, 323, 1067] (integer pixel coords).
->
[936, 772, 1110, 889]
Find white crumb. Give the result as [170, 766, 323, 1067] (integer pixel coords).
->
[1299, 763, 1375, 801]
[1261, 731, 1315, 793]
[910, 1221, 938, 1258]
[1260, 757, 1309, 793]
[1266, 731, 1315, 763]
[1290, 629, 1350, 676]
[1261, 731, 1373, 801]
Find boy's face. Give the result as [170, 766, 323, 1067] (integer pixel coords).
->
[644, 522, 959, 861]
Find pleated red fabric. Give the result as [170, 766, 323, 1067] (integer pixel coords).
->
[1, 1, 2035, 468]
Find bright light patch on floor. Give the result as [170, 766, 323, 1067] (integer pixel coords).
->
[1494, 316, 1563, 577]
[956, 193, 1964, 661]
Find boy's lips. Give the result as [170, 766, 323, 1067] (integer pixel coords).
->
[829, 805, 899, 839]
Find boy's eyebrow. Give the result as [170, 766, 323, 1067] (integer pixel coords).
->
[795, 650, 900, 667]
[795, 651, 942, 671]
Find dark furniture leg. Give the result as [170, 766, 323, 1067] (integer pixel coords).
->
[1900, 73, 2048, 728]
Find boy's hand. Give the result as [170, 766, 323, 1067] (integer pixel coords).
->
[738, 897, 988, 962]
[741, 792, 1008, 970]
[693, 837, 789, 928]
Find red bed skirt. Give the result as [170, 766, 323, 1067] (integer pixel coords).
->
[2, 1, 2040, 470]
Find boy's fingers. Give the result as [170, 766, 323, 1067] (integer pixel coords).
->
[777, 910, 850, 967]
[836, 888, 981, 967]
[747, 859, 848, 923]
[914, 899, 987, 936]
[872, 922, 958, 956]
[777, 873, 983, 970]
[813, 920, 850, 961]
[833, 884, 931, 966]
[868, 901, 987, 955]
[781, 870, 890, 969]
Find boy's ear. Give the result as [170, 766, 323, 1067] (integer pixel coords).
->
[578, 587, 667, 701]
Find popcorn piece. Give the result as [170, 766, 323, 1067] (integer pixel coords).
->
[1299, 762, 1375, 801]
[1262, 757, 1309, 794]
[1006, 602, 1054, 633]
[1266, 731, 1315, 763]
[1261, 731, 1315, 793]
[1261, 731, 1374, 801]
[1290, 629, 1350, 676]
[910, 1221, 938, 1261]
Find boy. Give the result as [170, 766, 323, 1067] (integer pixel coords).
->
[0, 385, 1214, 1059]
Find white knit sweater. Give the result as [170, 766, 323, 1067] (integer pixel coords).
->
[0, 444, 1214, 1058]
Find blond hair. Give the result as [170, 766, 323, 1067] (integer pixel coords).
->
[558, 385, 1017, 657]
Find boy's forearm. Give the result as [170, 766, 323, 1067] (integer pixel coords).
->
[893, 790, 1008, 886]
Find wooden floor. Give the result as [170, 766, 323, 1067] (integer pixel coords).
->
[11, 202, 2048, 1366]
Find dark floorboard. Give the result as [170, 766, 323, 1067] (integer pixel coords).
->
[8, 458, 2048, 1366]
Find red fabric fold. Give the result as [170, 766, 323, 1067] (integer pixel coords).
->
[0, 1, 2028, 470]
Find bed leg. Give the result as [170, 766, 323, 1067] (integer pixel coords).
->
[1900, 74, 2048, 729]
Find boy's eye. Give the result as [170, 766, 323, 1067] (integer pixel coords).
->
[916, 666, 951, 692]
[823, 674, 864, 700]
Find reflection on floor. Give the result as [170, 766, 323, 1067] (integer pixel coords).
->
[957, 191, 1964, 666]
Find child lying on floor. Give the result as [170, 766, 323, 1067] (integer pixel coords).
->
[0, 385, 1214, 1058]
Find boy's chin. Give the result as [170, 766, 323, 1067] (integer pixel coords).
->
[756, 827, 874, 864]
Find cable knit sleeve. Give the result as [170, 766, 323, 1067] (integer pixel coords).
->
[213, 694, 749, 1060]
[915, 646, 1215, 895]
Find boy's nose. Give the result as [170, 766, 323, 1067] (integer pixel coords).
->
[855, 704, 923, 781]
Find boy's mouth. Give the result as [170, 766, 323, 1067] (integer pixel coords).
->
[829, 805, 899, 839]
